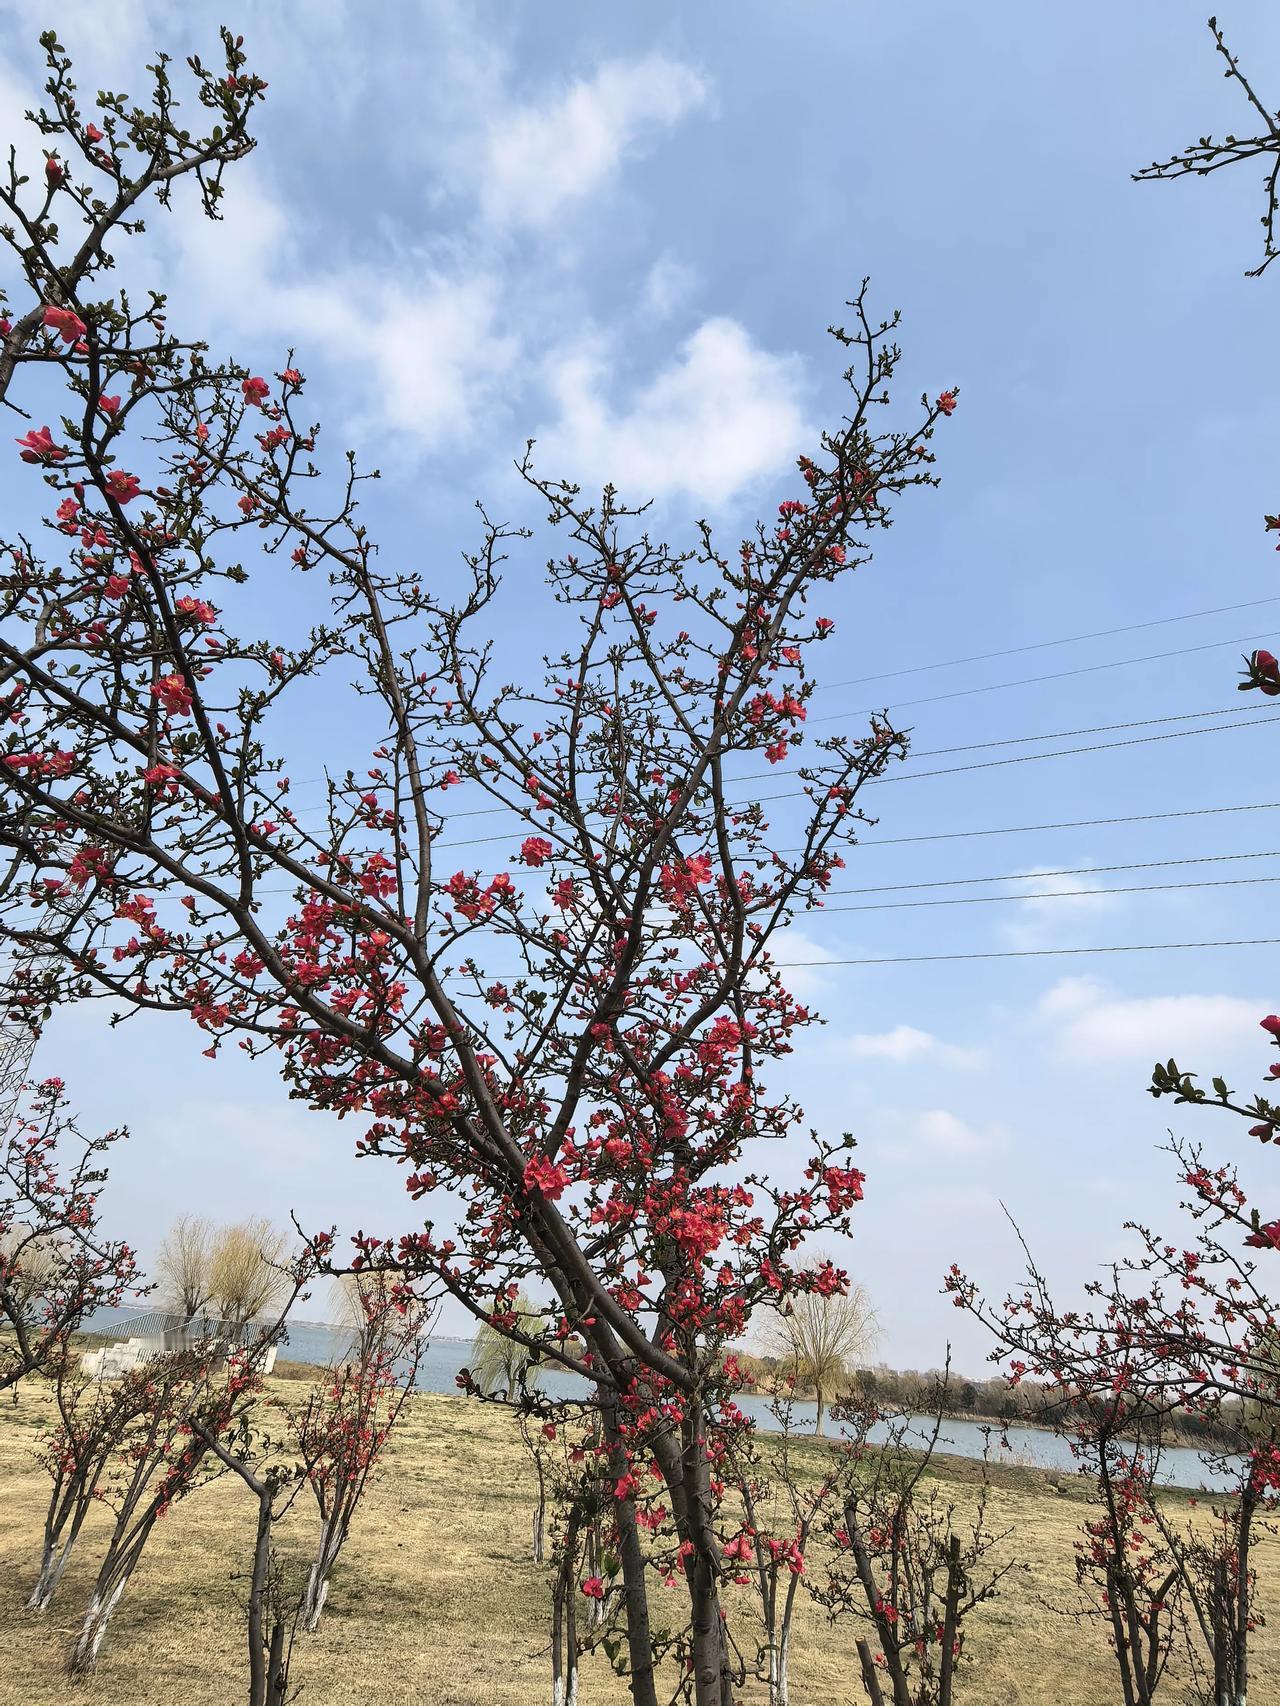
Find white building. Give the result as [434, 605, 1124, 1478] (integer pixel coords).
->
[81, 1309, 281, 1379]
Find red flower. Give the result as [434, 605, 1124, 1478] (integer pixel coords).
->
[581, 1576, 605, 1599]
[242, 375, 270, 407]
[16, 426, 67, 464]
[659, 852, 714, 903]
[85, 124, 104, 144]
[151, 673, 193, 717]
[1254, 650, 1280, 695]
[45, 156, 63, 184]
[523, 1153, 571, 1201]
[937, 390, 957, 416]
[98, 394, 121, 417]
[521, 836, 554, 867]
[1261, 1015, 1280, 1040]
[43, 304, 86, 344]
[105, 470, 141, 504]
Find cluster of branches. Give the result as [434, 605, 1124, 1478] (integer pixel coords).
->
[1135, 16, 1280, 278]
[20, 1208, 426, 1693]
[0, 1076, 140, 1393]
[188, 1268, 432, 1705]
[493, 1368, 1008, 1706]
[17, 1200, 316, 1675]
[0, 1057, 423, 1695]
[950, 1141, 1280, 1706]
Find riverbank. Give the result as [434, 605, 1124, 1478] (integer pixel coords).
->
[0, 1382, 1276, 1705]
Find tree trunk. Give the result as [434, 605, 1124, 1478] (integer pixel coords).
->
[602, 1400, 659, 1706]
[301, 1566, 329, 1636]
[856, 1636, 886, 1706]
[28, 1530, 79, 1611]
[69, 1577, 128, 1676]
[814, 1386, 826, 1438]
[533, 1453, 547, 1565]
[939, 1532, 961, 1706]
[266, 1619, 288, 1706]
[301, 1514, 342, 1633]
[770, 1634, 789, 1706]
[688, 1552, 732, 1706]
[1234, 1485, 1257, 1706]
[247, 1486, 273, 1706]
[846, 1515, 913, 1706]
[551, 1510, 581, 1706]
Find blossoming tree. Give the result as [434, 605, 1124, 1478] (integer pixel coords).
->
[950, 1148, 1280, 1706]
[0, 1076, 139, 1393]
[0, 30, 953, 1703]
[292, 1269, 429, 1631]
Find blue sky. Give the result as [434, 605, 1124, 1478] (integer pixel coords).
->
[4, 0, 1280, 1369]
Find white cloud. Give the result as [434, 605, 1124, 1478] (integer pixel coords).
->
[1000, 867, 1117, 949]
[535, 317, 810, 508]
[643, 255, 698, 317]
[872, 1107, 1007, 1164]
[847, 1024, 983, 1069]
[283, 271, 518, 451]
[764, 928, 840, 1003]
[1037, 976, 1264, 1065]
[480, 56, 708, 231]
[158, 168, 518, 455]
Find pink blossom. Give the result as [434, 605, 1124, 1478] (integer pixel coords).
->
[43, 304, 86, 343]
[16, 426, 66, 464]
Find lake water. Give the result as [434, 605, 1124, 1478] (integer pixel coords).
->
[281, 1323, 1243, 1492]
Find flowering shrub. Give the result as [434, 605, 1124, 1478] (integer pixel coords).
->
[812, 1382, 1010, 1706]
[291, 1270, 429, 1631]
[951, 1155, 1280, 1706]
[0, 1077, 140, 1393]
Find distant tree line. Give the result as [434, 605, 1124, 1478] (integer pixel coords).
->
[730, 1352, 1249, 1450]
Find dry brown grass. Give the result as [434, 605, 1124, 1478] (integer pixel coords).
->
[0, 1379, 1277, 1704]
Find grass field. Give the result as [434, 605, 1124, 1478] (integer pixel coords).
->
[0, 1377, 1277, 1705]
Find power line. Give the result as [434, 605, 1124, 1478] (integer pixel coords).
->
[822, 873, 1280, 913]
[847, 799, 1280, 850]
[428, 713, 1280, 847]
[826, 848, 1280, 896]
[742, 711, 1280, 806]
[449, 934, 1280, 982]
[266, 698, 1280, 851]
[878, 703, 1268, 762]
[280, 693, 1273, 808]
[773, 937, 1280, 968]
[814, 595, 1280, 692]
[200, 804, 1280, 904]
[720, 703, 1272, 794]
[810, 628, 1277, 721]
